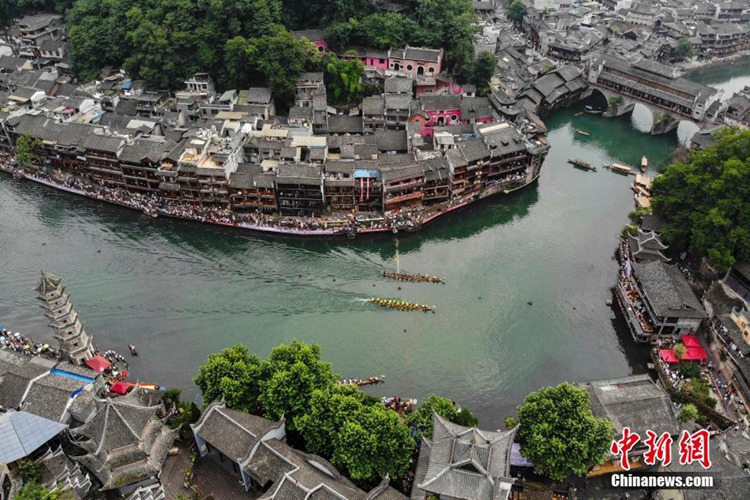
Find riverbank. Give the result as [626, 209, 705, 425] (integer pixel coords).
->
[0, 161, 539, 239]
[678, 51, 750, 72]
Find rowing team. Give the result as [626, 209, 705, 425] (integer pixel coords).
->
[383, 272, 444, 283]
[368, 298, 435, 311]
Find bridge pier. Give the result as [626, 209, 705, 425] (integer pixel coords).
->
[650, 116, 680, 135]
[603, 102, 635, 119]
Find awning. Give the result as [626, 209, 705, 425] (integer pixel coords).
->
[85, 355, 111, 372]
[660, 349, 679, 364]
[681, 335, 701, 348]
[684, 346, 708, 361]
[110, 381, 134, 395]
[0, 411, 66, 463]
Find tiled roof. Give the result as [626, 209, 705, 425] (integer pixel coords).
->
[581, 374, 679, 438]
[256, 439, 367, 500]
[416, 414, 516, 500]
[192, 401, 283, 463]
[21, 372, 86, 422]
[633, 260, 707, 319]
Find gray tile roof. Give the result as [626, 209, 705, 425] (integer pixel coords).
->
[633, 260, 707, 319]
[246, 87, 273, 104]
[0, 360, 50, 409]
[256, 439, 367, 500]
[192, 402, 283, 464]
[375, 129, 408, 152]
[416, 413, 516, 500]
[403, 47, 442, 63]
[457, 139, 490, 163]
[580, 374, 679, 438]
[328, 115, 364, 134]
[82, 134, 125, 154]
[363, 96, 385, 115]
[385, 77, 414, 94]
[293, 30, 325, 42]
[21, 372, 86, 422]
[629, 229, 669, 262]
[419, 94, 461, 111]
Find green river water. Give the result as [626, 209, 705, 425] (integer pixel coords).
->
[1, 61, 748, 426]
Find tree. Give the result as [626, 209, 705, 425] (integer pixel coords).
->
[257, 339, 338, 428]
[17, 460, 43, 483]
[675, 37, 695, 61]
[508, 0, 527, 25]
[298, 385, 414, 484]
[515, 382, 613, 481]
[16, 482, 58, 500]
[247, 25, 320, 105]
[15, 134, 42, 172]
[651, 127, 750, 271]
[325, 55, 365, 104]
[194, 344, 262, 412]
[471, 51, 497, 96]
[333, 402, 414, 484]
[678, 403, 699, 423]
[673, 343, 686, 360]
[406, 395, 478, 438]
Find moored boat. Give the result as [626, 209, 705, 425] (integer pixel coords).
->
[576, 129, 591, 136]
[641, 156, 648, 172]
[567, 158, 596, 171]
[367, 297, 435, 312]
[381, 271, 444, 284]
[605, 163, 634, 175]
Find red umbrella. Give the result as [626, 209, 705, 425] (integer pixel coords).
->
[85, 355, 112, 372]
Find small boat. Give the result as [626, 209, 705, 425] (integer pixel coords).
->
[640, 156, 648, 172]
[367, 297, 435, 312]
[576, 129, 591, 136]
[567, 158, 596, 171]
[338, 376, 385, 387]
[574, 111, 584, 117]
[605, 163, 634, 175]
[128, 344, 138, 356]
[382, 271, 445, 284]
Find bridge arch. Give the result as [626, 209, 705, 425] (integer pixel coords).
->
[631, 103, 654, 134]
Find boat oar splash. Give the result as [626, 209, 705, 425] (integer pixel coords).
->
[367, 297, 436, 312]
[381, 271, 445, 284]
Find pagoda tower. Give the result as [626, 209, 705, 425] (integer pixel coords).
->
[35, 271, 95, 365]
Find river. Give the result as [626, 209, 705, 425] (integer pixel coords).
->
[0, 62, 744, 428]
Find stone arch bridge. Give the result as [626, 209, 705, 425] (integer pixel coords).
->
[584, 56, 722, 136]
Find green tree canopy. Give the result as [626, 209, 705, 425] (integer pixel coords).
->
[651, 127, 750, 271]
[257, 339, 338, 428]
[508, 0, 527, 25]
[406, 395, 479, 438]
[15, 134, 42, 172]
[325, 55, 365, 104]
[678, 403, 699, 423]
[515, 382, 613, 481]
[298, 386, 414, 484]
[675, 37, 695, 60]
[193, 344, 262, 412]
[16, 482, 59, 500]
[471, 51, 497, 96]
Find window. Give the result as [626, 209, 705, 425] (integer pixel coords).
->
[406, 64, 413, 71]
[451, 114, 458, 122]
[428, 67, 435, 73]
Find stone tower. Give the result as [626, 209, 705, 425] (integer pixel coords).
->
[35, 271, 95, 365]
